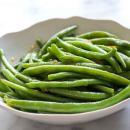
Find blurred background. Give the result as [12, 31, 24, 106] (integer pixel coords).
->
[0, 0, 130, 36]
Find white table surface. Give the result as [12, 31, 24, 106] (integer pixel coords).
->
[1, 0, 130, 129]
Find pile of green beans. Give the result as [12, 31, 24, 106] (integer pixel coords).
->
[1, 25, 130, 114]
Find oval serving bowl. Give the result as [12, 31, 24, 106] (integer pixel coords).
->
[0, 16, 130, 125]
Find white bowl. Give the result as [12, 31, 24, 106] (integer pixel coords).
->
[0, 16, 130, 125]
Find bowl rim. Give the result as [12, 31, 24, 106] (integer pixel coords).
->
[1, 16, 130, 39]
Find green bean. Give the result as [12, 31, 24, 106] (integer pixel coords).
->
[16, 65, 23, 72]
[1, 68, 38, 99]
[6, 91, 17, 97]
[26, 79, 108, 89]
[22, 61, 112, 72]
[63, 37, 87, 42]
[78, 31, 117, 39]
[115, 52, 126, 68]
[39, 25, 77, 56]
[15, 73, 34, 83]
[123, 50, 130, 57]
[119, 53, 130, 68]
[97, 45, 114, 51]
[22, 65, 130, 85]
[2, 27, 130, 114]
[7, 91, 39, 99]
[0, 80, 11, 92]
[36, 38, 45, 48]
[98, 45, 126, 68]
[1, 92, 20, 99]
[0, 49, 17, 74]
[91, 38, 130, 48]
[22, 61, 61, 68]
[0, 50, 37, 83]
[67, 40, 104, 52]
[48, 72, 87, 81]
[1, 68, 24, 86]
[118, 49, 130, 57]
[14, 62, 20, 69]
[66, 40, 122, 73]
[5, 83, 130, 113]
[1, 79, 74, 102]
[42, 52, 53, 61]
[0, 92, 5, 98]
[34, 58, 43, 62]
[76, 63, 113, 72]
[16, 53, 31, 71]
[29, 52, 37, 63]
[92, 85, 114, 96]
[48, 44, 94, 63]
[47, 88, 109, 101]
[56, 54, 94, 64]
[56, 38, 116, 60]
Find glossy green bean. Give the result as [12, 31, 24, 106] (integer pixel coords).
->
[47, 88, 109, 101]
[76, 63, 113, 72]
[16, 53, 31, 71]
[42, 52, 53, 61]
[48, 72, 87, 81]
[14, 62, 20, 69]
[15, 73, 34, 83]
[22, 61, 61, 68]
[6, 91, 25, 99]
[5, 83, 130, 113]
[0, 92, 5, 98]
[1, 68, 24, 86]
[26, 79, 108, 89]
[92, 85, 114, 96]
[67, 40, 122, 73]
[98, 45, 126, 68]
[67, 40, 104, 52]
[115, 52, 126, 68]
[1, 79, 74, 102]
[119, 53, 130, 68]
[0, 75, 36, 99]
[48, 44, 94, 63]
[36, 38, 45, 48]
[0, 50, 37, 83]
[32, 58, 42, 62]
[39, 25, 77, 56]
[56, 38, 116, 60]
[22, 61, 112, 72]
[3, 73, 38, 100]
[91, 38, 130, 48]
[2, 28, 130, 114]
[22, 65, 130, 85]
[63, 37, 87, 42]
[0, 80, 11, 92]
[78, 31, 117, 39]
[0, 49, 17, 74]
[29, 52, 37, 63]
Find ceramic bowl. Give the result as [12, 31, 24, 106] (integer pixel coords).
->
[0, 16, 130, 125]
